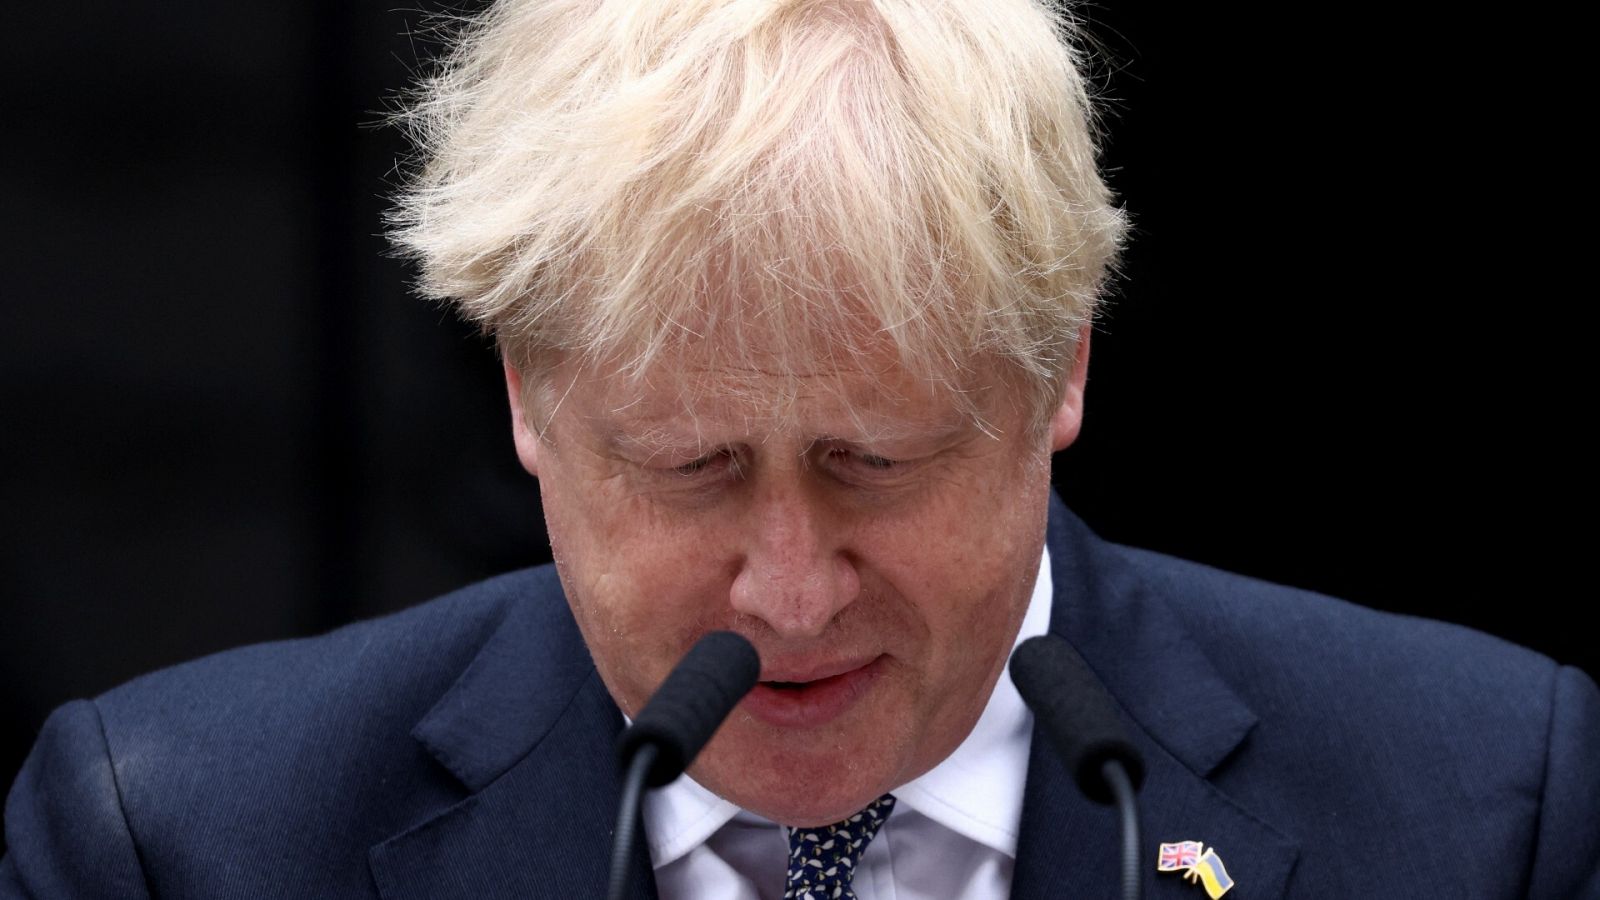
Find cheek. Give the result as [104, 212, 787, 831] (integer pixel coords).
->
[897, 466, 1047, 667]
[543, 481, 737, 707]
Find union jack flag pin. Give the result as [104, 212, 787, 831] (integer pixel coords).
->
[1157, 840, 1203, 872]
[1157, 841, 1235, 898]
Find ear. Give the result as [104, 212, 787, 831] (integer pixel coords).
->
[1048, 326, 1091, 452]
[504, 363, 542, 478]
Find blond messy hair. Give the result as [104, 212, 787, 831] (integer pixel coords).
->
[390, 0, 1125, 431]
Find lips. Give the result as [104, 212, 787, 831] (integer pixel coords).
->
[741, 655, 885, 728]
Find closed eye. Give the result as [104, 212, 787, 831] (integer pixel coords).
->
[826, 448, 900, 471]
[673, 449, 739, 477]
[858, 452, 897, 469]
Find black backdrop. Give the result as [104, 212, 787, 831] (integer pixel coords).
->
[3, 1, 1590, 826]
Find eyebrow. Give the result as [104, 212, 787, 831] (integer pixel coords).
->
[597, 414, 979, 461]
[599, 422, 709, 458]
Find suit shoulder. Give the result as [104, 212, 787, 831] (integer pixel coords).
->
[1107, 542, 1563, 701]
[98, 564, 564, 727]
[62, 567, 568, 878]
[1104, 544, 1584, 807]
[86, 567, 566, 822]
[11, 567, 571, 894]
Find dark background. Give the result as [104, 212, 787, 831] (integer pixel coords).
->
[3, 0, 1589, 826]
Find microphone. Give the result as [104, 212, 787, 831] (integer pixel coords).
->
[607, 631, 760, 900]
[1009, 634, 1144, 801]
[616, 630, 762, 785]
[1010, 634, 1145, 900]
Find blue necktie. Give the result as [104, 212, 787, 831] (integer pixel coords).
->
[784, 794, 896, 900]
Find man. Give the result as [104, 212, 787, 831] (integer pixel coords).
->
[4, 1, 1597, 898]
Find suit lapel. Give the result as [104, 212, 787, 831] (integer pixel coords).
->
[367, 568, 658, 900]
[1012, 497, 1301, 898]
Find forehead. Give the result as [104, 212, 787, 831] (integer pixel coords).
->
[544, 343, 1006, 446]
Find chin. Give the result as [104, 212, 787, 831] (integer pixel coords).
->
[691, 726, 908, 827]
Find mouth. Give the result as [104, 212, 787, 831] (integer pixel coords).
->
[741, 656, 886, 729]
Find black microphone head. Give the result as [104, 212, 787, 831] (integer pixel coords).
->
[1009, 634, 1145, 804]
[616, 631, 761, 787]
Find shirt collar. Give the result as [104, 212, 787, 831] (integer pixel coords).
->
[643, 548, 1051, 867]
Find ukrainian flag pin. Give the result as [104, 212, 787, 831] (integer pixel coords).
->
[1157, 841, 1234, 898]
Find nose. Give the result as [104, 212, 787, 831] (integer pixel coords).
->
[728, 477, 860, 639]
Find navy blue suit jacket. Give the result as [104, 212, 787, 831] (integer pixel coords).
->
[6, 497, 1598, 898]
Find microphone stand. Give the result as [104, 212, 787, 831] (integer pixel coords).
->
[607, 744, 659, 900]
[1102, 758, 1141, 900]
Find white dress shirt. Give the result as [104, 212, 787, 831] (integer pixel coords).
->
[644, 548, 1051, 900]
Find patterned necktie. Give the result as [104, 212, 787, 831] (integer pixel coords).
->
[784, 794, 896, 900]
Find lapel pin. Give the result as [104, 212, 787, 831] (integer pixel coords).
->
[1157, 840, 1235, 898]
